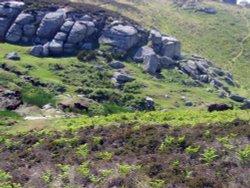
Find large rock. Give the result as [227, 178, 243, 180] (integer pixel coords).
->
[0, 1, 25, 38]
[143, 54, 160, 75]
[36, 11, 65, 39]
[100, 24, 139, 50]
[148, 29, 162, 53]
[30, 45, 49, 57]
[133, 46, 155, 62]
[67, 21, 95, 45]
[67, 21, 87, 44]
[5, 23, 22, 43]
[54, 32, 67, 41]
[15, 12, 34, 25]
[160, 36, 181, 59]
[49, 39, 64, 55]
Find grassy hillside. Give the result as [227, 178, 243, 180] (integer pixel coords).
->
[78, 0, 250, 97]
[0, 42, 235, 113]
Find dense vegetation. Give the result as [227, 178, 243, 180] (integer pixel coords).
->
[0, 110, 250, 187]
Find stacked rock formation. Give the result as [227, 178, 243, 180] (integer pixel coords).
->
[0, 1, 181, 62]
[133, 29, 180, 75]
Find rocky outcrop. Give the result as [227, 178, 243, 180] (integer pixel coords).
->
[181, 55, 235, 89]
[132, 29, 181, 75]
[99, 24, 140, 51]
[0, 1, 24, 40]
[0, 1, 179, 60]
[0, 87, 22, 110]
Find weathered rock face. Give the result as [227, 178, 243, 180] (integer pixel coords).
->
[149, 29, 181, 59]
[99, 24, 140, 51]
[36, 11, 65, 39]
[133, 46, 155, 62]
[0, 1, 25, 40]
[143, 54, 160, 75]
[0, 87, 22, 110]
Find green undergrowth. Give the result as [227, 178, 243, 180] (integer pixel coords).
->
[2, 110, 249, 134]
[54, 110, 250, 131]
[0, 114, 249, 187]
[0, 111, 22, 127]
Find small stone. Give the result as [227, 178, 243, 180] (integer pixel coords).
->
[109, 61, 125, 69]
[5, 52, 20, 60]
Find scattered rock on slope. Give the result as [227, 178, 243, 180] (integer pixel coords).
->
[112, 72, 135, 84]
[5, 52, 20, 60]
